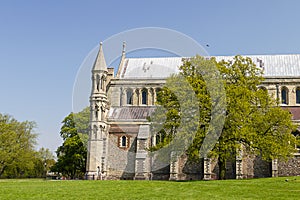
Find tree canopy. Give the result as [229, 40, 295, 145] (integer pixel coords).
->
[51, 108, 89, 179]
[0, 114, 36, 177]
[150, 55, 297, 179]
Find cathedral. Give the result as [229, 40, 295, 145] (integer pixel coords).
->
[86, 42, 300, 180]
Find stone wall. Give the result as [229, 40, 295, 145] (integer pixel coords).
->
[151, 165, 170, 180]
[150, 153, 170, 180]
[177, 155, 203, 180]
[278, 155, 300, 176]
[106, 131, 299, 180]
[242, 154, 271, 178]
[210, 158, 235, 180]
[107, 133, 137, 180]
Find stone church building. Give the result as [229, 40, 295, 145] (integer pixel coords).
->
[86, 42, 300, 180]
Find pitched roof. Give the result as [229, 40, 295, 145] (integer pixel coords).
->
[216, 55, 300, 77]
[109, 124, 139, 133]
[118, 55, 300, 78]
[108, 106, 156, 120]
[283, 107, 300, 121]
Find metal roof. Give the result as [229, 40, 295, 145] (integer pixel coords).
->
[215, 55, 300, 77]
[120, 57, 181, 78]
[118, 55, 300, 78]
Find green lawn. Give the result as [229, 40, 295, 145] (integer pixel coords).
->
[0, 177, 299, 199]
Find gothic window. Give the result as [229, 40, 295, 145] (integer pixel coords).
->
[155, 88, 162, 102]
[121, 136, 126, 147]
[155, 130, 166, 146]
[291, 130, 300, 150]
[142, 88, 147, 105]
[101, 75, 105, 91]
[281, 87, 288, 105]
[95, 104, 99, 119]
[296, 87, 300, 104]
[155, 134, 160, 145]
[96, 74, 101, 91]
[126, 89, 133, 105]
[156, 88, 162, 94]
[119, 135, 129, 148]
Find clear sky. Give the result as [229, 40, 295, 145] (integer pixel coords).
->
[1, 0, 300, 153]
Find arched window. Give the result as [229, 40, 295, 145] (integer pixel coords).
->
[96, 74, 101, 91]
[156, 87, 162, 94]
[101, 75, 105, 91]
[126, 89, 133, 105]
[281, 87, 289, 105]
[121, 136, 127, 147]
[155, 134, 161, 145]
[155, 88, 162, 102]
[142, 88, 147, 105]
[155, 130, 166, 146]
[296, 87, 300, 104]
[118, 135, 129, 148]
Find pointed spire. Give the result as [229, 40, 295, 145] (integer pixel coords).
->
[122, 41, 126, 56]
[93, 42, 107, 72]
[117, 41, 126, 77]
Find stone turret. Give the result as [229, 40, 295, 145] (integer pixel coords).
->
[86, 42, 109, 180]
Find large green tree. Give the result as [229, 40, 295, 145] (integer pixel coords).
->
[0, 114, 37, 178]
[150, 55, 296, 179]
[51, 108, 89, 179]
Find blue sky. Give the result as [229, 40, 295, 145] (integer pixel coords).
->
[1, 0, 300, 153]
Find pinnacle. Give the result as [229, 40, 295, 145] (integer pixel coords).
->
[92, 42, 107, 72]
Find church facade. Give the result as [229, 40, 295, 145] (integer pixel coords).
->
[86, 43, 300, 180]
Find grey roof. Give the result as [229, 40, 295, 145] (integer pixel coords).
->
[118, 55, 300, 78]
[120, 57, 181, 78]
[92, 42, 107, 71]
[108, 106, 156, 120]
[216, 55, 300, 77]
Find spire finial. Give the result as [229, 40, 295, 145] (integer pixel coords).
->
[122, 41, 126, 53]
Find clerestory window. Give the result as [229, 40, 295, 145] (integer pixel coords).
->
[296, 87, 300, 104]
[126, 89, 133, 105]
[142, 89, 147, 105]
[281, 87, 289, 105]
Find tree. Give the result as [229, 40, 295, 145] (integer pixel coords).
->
[51, 109, 89, 179]
[21, 148, 55, 178]
[73, 107, 90, 148]
[35, 148, 56, 177]
[0, 114, 37, 178]
[150, 55, 296, 179]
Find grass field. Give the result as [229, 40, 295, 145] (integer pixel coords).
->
[0, 177, 299, 199]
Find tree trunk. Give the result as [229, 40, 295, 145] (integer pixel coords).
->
[0, 165, 7, 178]
[218, 156, 226, 180]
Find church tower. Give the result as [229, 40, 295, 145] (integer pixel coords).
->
[86, 42, 109, 179]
